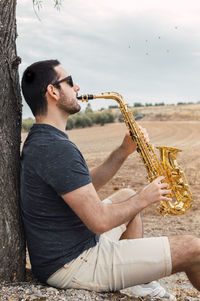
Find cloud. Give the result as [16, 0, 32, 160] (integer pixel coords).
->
[16, 0, 200, 117]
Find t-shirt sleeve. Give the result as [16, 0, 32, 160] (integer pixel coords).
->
[36, 140, 92, 195]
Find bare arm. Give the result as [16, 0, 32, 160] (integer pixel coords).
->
[90, 132, 137, 191]
[61, 176, 171, 235]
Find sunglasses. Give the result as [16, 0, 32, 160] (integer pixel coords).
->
[52, 75, 74, 88]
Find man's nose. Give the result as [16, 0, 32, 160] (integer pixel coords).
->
[74, 83, 80, 92]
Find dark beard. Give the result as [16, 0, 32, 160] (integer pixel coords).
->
[57, 92, 81, 115]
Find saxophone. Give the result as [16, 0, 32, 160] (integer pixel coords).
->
[77, 92, 194, 215]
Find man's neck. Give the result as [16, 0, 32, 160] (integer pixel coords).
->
[35, 113, 68, 133]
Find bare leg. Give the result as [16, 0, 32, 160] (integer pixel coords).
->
[107, 188, 143, 239]
[120, 213, 143, 239]
[169, 235, 200, 291]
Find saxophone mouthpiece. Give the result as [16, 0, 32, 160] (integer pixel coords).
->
[77, 94, 94, 102]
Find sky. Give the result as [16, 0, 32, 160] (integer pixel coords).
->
[16, 0, 200, 118]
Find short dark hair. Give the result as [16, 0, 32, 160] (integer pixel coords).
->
[21, 59, 60, 116]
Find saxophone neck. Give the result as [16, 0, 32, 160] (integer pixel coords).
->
[77, 92, 126, 106]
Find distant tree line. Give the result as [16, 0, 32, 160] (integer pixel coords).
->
[22, 104, 116, 131]
[66, 108, 115, 130]
[22, 100, 200, 132]
[121, 100, 200, 108]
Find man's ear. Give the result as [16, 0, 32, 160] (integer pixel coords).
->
[46, 84, 59, 101]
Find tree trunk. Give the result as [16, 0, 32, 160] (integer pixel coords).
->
[0, 0, 25, 281]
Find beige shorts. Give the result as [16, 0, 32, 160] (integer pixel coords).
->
[47, 200, 172, 292]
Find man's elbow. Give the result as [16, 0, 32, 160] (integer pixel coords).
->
[94, 226, 106, 235]
[89, 220, 110, 235]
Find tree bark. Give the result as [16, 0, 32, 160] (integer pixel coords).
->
[0, 0, 25, 281]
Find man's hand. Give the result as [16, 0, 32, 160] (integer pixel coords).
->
[120, 126, 150, 156]
[139, 176, 172, 208]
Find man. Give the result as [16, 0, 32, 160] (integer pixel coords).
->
[20, 60, 200, 300]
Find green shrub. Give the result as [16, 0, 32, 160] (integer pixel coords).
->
[66, 117, 74, 130]
[92, 111, 114, 126]
[134, 102, 143, 107]
[85, 103, 93, 113]
[22, 118, 34, 131]
[109, 105, 118, 109]
[155, 102, 165, 106]
[132, 109, 138, 116]
[85, 111, 96, 123]
[75, 114, 92, 128]
[66, 110, 115, 130]
[105, 111, 115, 123]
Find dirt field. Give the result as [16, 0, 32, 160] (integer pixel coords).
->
[63, 120, 200, 212]
[21, 114, 200, 300]
[69, 120, 200, 299]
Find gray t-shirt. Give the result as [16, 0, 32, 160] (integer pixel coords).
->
[20, 124, 99, 283]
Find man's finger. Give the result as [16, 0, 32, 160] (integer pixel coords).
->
[154, 176, 165, 183]
[160, 182, 170, 189]
[161, 196, 172, 202]
[160, 189, 171, 195]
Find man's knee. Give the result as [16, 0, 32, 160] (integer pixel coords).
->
[169, 235, 200, 273]
[109, 188, 136, 204]
[117, 188, 136, 200]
